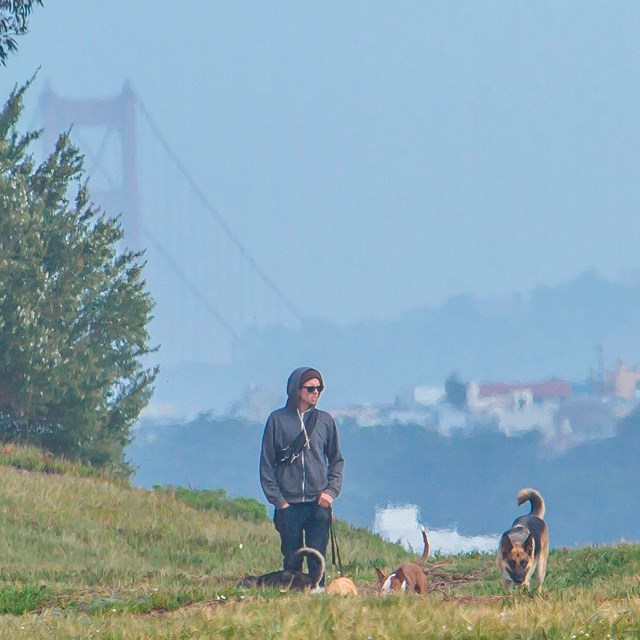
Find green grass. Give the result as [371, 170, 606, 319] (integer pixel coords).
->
[0, 445, 638, 638]
[0, 444, 115, 479]
[152, 485, 269, 522]
[0, 585, 52, 615]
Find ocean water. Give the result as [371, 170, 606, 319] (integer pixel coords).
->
[373, 504, 499, 556]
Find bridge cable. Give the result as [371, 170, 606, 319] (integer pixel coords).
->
[135, 93, 303, 324]
[139, 222, 240, 340]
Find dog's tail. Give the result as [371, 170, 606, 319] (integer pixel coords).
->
[294, 547, 326, 590]
[417, 526, 430, 565]
[517, 487, 545, 518]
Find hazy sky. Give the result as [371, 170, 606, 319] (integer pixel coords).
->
[4, 1, 640, 326]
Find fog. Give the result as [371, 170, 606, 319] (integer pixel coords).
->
[4, 3, 639, 404]
[5, 2, 640, 544]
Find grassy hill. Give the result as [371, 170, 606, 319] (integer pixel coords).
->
[0, 446, 638, 639]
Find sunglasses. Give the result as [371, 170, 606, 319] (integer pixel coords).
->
[301, 385, 324, 393]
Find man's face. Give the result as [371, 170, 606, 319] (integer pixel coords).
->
[299, 377, 322, 410]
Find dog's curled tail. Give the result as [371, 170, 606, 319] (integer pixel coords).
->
[417, 525, 430, 565]
[517, 487, 545, 518]
[294, 547, 326, 589]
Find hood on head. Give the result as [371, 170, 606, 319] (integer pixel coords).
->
[286, 367, 323, 409]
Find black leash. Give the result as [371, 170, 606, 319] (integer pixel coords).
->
[328, 507, 343, 575]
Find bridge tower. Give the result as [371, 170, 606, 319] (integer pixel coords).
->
[39, 81, 140, 250]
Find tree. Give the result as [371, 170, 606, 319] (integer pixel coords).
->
[0, 0, 43, 65]
[0, 82, 157, 473]
[444, 372, 467, 410]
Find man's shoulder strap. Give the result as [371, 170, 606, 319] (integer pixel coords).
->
[275, 409, 322, 467]
[290, 408, 319, 454]
[305, 408, 319, 436]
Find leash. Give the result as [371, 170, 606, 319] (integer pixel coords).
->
[328, 507, 344, 575]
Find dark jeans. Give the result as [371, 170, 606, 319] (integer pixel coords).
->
[273, 501, 331, 586]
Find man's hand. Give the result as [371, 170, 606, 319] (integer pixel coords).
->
[279, 502, 290, 509]
[317, 492, 334, 508]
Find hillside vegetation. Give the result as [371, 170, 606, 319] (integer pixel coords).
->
[0, 446, 638, 639]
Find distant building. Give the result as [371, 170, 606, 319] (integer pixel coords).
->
[608, 361, 640, 400]
[476, 378, 572, 403]
[395, 385, 445, 408]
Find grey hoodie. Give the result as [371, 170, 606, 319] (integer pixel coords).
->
[259, 367, 344, 509]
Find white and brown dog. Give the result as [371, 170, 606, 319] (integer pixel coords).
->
[375, 526, 430, 595]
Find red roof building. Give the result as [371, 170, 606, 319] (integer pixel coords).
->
[478, 379, 572, 402]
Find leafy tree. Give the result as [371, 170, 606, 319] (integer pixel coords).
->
[444, 372, 467, 409]
[0, 82, 157, 473]
[0, 0, 43, 65]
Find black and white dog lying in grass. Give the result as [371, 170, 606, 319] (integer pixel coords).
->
[238, 547, 325, 592]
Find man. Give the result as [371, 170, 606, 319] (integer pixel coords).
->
[260, 367, 344, 586]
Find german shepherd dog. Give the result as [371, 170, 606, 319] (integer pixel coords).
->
[238, 547, 325, 592]
[375, 526, 430, 595]
[497, 487, 549, 593]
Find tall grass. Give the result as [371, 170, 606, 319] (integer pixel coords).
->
[152, 485, 269, 522]
[0, 445, 638, 639]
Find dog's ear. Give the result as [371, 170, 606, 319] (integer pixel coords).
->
[393, 567, 410, 592]
[523, 533, 536, 556]
[375, 568, 387, 584]
[500, 533, 513, 555]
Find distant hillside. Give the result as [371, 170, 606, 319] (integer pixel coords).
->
[129, 407, 640, 548]
[152, 270, 640, 416]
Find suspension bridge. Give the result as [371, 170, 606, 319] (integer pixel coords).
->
[36, 82, 302, 368]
